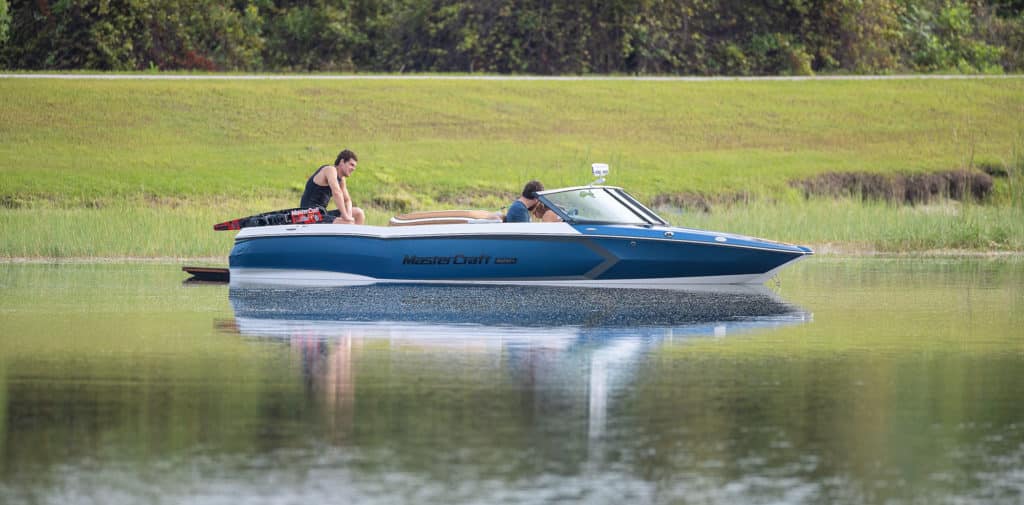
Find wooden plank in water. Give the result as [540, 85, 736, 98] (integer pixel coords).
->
[182, 266, 230, 283]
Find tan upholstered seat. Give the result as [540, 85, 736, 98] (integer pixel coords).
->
[389, 210, 504, 226]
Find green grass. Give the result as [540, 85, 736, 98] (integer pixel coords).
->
[1, 76, 1023, 257]
[3, 78, 1022, 203]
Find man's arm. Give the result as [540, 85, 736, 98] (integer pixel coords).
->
[341, 179, 354, 219]
[324, 166, 354, 223]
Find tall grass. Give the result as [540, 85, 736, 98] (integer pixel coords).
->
[0, 205, 231, 258]
[1, 194, 1020, 258]
[668, 197, 1024, 253]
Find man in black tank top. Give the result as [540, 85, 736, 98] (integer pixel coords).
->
[299, 149, 364, 224]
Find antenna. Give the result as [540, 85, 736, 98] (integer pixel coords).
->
[590, 163, 609, 185]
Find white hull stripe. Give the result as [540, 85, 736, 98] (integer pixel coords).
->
[235, 223, 810, 256]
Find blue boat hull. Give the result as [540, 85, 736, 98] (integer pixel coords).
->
[228, 223, 811, 287]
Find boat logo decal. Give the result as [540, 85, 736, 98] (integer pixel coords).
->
[402, 254, 517, 265]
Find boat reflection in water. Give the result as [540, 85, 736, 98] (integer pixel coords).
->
[227, 283, 808, 332]
[223, 284, 810, 441]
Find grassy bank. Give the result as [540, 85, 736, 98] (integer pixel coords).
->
[1, 76, 1023, 257]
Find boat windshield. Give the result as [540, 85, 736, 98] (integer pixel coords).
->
[539, 187, 666, 225]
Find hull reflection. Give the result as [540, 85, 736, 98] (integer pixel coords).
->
[228, 284, 809, 336]
[222, 285, 810, 454]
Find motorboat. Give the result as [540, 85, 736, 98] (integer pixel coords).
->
[226, 165, 812, 287]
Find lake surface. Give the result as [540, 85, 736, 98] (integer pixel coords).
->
[1, 259, 1022, 505]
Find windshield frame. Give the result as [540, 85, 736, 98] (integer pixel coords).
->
[537, 186, 668, 226]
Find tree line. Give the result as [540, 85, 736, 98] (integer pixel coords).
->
[1, 0, 1022, 75]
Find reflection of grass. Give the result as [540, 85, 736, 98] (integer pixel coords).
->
[634, 258, 1024, 503]
[1, 77, 1023, 256]
[668, 257, 1024, 358]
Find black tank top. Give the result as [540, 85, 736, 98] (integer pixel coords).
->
[299, 165, 340, 209]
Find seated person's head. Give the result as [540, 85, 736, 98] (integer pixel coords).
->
[522, 180, 544, 201]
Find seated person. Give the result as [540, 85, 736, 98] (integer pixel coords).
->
[532, 202, 562, 222]
[299, 149, 364, 224]
[505, 180, 544, 223]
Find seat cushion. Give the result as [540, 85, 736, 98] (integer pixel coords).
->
[389, 210, 504, 226]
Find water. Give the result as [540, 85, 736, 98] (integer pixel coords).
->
[1, 259, 1022, 505]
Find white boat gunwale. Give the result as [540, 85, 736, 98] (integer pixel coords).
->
[233, 222, 810, 256]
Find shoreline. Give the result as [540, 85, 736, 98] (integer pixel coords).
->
[3, 73, 1023, 82]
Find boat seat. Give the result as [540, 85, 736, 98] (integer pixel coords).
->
[389, 210, 504, 226]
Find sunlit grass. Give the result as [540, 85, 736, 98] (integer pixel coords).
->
[2, 78, 1022, 205]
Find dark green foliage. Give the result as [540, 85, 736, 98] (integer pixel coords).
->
[899, 0, 1004, 72]
[1, 0, 1022, 73]
[1, 0, 262, 70]
[261, 0, 364, 71]
[0, 0, 10, 49]
[990, 0, 1024, 16]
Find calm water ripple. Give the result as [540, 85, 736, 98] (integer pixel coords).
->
[1, 259, 1022, 504]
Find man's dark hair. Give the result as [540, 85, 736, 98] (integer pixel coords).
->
[522, 180, 544, 199]
[335, 149, 358, 165]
